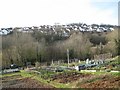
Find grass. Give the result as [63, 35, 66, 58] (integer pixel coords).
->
[1, 69, 119, 88]
[0, 72, 21, 78]
[1, 70, 72, 88]
[110, 72, 120, 76]
[20, 70, 72, 88]
[20, 70, 34, 77]
[81, 70, 119, 76]
[37, 69, 55, 79]
[20, 69, 120, 88]
[31, 70, 85, 88]
[1, 56, 119, 88]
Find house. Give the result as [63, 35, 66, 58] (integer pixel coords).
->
[17, 28, 23, 32]
[1, 29, 8, 35]
[0, 31, 2, 35]
[109, 27, 114, 31]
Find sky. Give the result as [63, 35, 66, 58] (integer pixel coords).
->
[0, 0, 119, 28]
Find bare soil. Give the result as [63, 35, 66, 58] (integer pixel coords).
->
[51, 72, 91, 83]
[1, 75, 54, 88]
[1, 72, 119, 88]
[51, 72, 120, 88]
[79, 75, 120, 88]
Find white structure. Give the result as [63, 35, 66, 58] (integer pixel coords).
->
[86, 58, 89, 64]
[74, 66, 79, 71]
[2, 30, 8, 35]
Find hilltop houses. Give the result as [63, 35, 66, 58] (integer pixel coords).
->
[0, 28, 13, 35]
[0, 23, 115, 36]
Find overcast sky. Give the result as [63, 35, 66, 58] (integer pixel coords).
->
[0, 0, 119, 28]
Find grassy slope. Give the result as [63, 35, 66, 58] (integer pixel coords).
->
[1, 56, 120, 88]
[20, 70, 71, 88]
[2, 70, 119, 88]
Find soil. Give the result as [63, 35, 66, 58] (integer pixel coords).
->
[1, 72, 119, 88]
[79, 76, 120, 88]
[2, 75, 22, 81]
[1, 75, 54, 88]
[51, 72, 91, 83]
[51, 72, 120, 88]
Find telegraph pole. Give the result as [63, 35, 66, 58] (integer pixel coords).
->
[36, 41, 39, 62]
[100, 42, 103, 54]
[67, 49, 69, 67]
[100, 42, 104, 63]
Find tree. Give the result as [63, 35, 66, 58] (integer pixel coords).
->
[115, 39, 120, 55]
[89, 33, 107, 45]
[105, 28, 119, 56]
[54, 32, 92, 60]
[2, 31, 39, 67]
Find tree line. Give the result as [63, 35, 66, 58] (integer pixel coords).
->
[1, 28, 119, 68]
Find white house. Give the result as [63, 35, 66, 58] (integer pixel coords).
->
[2, 30, 8, 35]
[0, 31, 2, 35]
